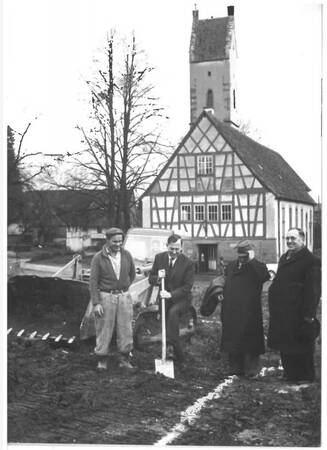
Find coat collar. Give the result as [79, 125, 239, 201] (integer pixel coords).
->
[279, 246, 309, 267]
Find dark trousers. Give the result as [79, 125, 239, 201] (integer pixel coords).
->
[280, 349, 315, 382]
[160, 298, 190, 359]
[228, 353, 260, 376]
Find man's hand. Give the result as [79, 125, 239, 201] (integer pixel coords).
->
[247, 249, 255, 260]
[160, 289, 172, 299]
[94, 304, 104, 318]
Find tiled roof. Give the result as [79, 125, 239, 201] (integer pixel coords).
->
[24, 190, 111, 227]
[190, 17, 232, 62]
[207, 113, 315, 204]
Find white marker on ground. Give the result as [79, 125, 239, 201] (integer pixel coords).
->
[154, 366, 283, 446]
[154, 376, 236, 446]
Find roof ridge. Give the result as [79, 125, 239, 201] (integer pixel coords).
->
[205, 112, 314, 203]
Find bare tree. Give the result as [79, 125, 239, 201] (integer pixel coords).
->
[48, 33, 172, 231]
[238, 119, 262, 142]
[7, 122, 52, 225]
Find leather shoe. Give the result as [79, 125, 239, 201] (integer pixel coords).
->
[166, 345, 175, 360]
[96, 360, 108, 371]
[119, 360, 134, 370]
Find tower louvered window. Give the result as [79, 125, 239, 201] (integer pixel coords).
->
[206, 89, 214, 108]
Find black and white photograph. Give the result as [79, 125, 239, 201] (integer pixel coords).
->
[3, 0, 324, 447]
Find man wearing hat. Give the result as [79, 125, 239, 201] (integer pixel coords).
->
[89, 227, 136, 371]
[220, 240, 270, 377]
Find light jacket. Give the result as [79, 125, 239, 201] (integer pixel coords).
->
[89, 246, 135, 305]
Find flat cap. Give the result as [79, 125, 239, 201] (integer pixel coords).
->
[233, 239, 254, 254]
[105, 227, 124, 239]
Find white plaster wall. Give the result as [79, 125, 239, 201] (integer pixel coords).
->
[142, 196, 151, 227]
[265, 193, 276, 239]
[278, 201, 313, 252]
[66, 229, 92, 252]
[226, 35, 238, 125]
[190, 60, 230, 123]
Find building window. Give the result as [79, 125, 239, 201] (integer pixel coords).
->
[194, 204, 205, 222]
[208, 204, 218, 222]
[181, 204, 191, 221]
[96, 226, 102, 233]
[206, 89, 214, 108]
[208, 71, 211, 77]
[198, 155, 213, 175]
[221, 203, 232, 221]
[233, 89, 236, 109]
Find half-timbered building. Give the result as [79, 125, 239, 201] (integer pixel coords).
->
[141, 111, 315, 271]
[141, 7, 315, 272]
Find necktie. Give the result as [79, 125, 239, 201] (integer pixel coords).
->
[167, 258, 173, 279]
[166, 258, 173, 291]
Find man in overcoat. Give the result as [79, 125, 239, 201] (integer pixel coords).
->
[268, 228, 321, 382]
[220, 240, 270, 377]
[148, 233, 194, 362]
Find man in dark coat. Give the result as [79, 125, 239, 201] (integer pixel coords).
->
[148, 233, 194, 362]
[221, 240, 270, 377]
[268, 228, 321, 383]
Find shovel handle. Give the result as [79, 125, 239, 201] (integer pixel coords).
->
[161, 277, 166, 361]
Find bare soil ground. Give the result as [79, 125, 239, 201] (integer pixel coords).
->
[7, 275, 321, 446]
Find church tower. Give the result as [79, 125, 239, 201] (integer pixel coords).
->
[189, 6, 238, 126]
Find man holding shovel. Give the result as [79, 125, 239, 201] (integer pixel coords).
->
[149, 233, 195, 363]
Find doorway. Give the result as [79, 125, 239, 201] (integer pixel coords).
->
[198, 244, 218, 273]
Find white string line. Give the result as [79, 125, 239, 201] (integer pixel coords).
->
[154, 365, 282, 446]
[153, 376, 236, 446]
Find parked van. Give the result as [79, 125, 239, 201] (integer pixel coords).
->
[123, 227, 195, 275]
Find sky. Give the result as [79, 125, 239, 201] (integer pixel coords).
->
[3, 0, 324, 201]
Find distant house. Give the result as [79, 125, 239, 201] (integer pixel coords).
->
[141, 111, 315, 271]
[9, 189, 139, 252]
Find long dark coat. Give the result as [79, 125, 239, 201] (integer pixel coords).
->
[220, 259, 269, 355]
[267, 247, 321, 354]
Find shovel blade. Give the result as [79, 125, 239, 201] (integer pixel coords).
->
[155, 358, 174, 379]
